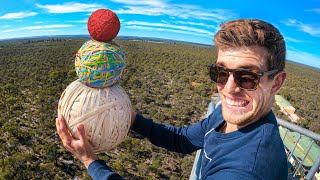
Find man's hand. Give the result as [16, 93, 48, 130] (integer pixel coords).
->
[56, 115, 98, 169]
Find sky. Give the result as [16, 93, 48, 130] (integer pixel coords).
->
[0, 0, 320, 68]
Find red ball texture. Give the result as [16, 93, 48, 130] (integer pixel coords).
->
[88, 9, 120, 42]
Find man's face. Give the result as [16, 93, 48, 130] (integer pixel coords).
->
[217, 46, 276, 128]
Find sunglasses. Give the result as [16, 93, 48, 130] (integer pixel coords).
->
[208, 64, 278, 90]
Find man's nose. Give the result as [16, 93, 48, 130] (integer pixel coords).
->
[223, 73, 242, 93]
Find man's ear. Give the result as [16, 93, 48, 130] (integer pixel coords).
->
[271, 70, 286, 94]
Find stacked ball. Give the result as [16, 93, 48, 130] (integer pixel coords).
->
[88, 9, 120, 42]
[75, 40, 126, 88]
[58, 9, 131, 152]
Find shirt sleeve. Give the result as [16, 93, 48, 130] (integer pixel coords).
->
[88, 160, 124, 180]
[206, 169, 262, 180]
[130, 113, 211, 154]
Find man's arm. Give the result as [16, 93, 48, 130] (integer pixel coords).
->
[87, 160, 123, 180]
[130, 112, 210, 154]
[56, 109, 210, 179]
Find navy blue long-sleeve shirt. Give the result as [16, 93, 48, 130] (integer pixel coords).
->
[88, 105, 288, 179]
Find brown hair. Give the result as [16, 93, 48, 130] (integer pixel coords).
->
[214, 19, 286, 72]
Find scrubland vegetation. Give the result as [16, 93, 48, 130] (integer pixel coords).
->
[0, 38, 318, 179]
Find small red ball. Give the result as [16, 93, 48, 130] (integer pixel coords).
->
[88, 9, 120, 42]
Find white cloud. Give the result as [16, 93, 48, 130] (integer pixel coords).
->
[115, 6, 164, 16]
[0, 12, 37, 19]
[285, 36, 303, 43]
[174, 21, 217, 29]
[113, 1, 235, 23]
[124, 25, 210, 38]
[305, 8, 320, 14]
[181, 8, 231, 22]
[123, 21, 214, 36]
[300, 25, 320, 36]
[70, 19, 88, 23]
[282, 19, 297, 26]
[110, 0, 166, 7]
[287, 49, 320, 68]
[2, 25, 11, 28]
[36, 2, 104, 13]
[116, 6, 234, 22]
[281, 19, 320, 36]
[1, 24, 73, 33]
[123, 20, 216, 38]
[36, 29, 60, 32]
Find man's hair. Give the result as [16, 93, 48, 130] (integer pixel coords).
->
[214, 19, 286, 72]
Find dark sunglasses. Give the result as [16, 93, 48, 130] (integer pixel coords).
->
[208, 64, 278, 90]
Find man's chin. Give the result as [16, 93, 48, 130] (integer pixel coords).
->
[222, 106, 253, 126]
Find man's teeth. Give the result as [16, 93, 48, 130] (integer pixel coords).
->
[226, 97, 248, 107]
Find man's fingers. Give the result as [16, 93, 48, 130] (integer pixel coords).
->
[56, 117, 60, 133]
[77, 124, 87, 142]
[58, 114, 66, 127]
[57, 115, 73, 142]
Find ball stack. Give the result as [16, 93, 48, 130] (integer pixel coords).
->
[58, 9, 131, 152]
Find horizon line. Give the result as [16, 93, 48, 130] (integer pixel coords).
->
[0, 34, 319, 70]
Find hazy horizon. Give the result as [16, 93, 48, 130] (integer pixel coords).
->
[1, 0, 320, 68]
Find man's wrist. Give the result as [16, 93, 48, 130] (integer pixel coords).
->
[82, 155, 98, 169]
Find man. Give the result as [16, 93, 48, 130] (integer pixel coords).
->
[56, 19, 288, 179]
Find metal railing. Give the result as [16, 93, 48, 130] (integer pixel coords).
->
[277, 118, 320, 179]
[189, 101, 320, 180]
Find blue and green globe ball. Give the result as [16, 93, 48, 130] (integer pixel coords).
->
[75, 40, 126, 88]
